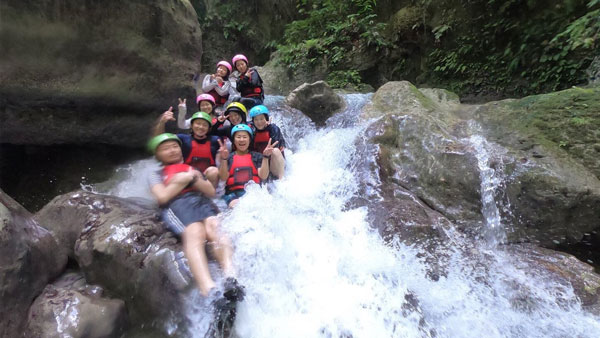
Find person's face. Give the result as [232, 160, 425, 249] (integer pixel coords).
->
[191, 119, 210, 138]
[199, 101, 213, 114]
[253, 114, 268, 130]
[155, 140, 183, 164]
[235, 60, 247, 73]
[216, 65, 228, 77]
[233, 132, 250, 152]
[228, 111, 243, 125]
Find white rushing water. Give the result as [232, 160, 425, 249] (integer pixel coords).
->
[98, 94, 600, 337]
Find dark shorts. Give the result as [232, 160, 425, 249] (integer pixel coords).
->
[222, 190, 246, 206]
[161, 192, 220, 236]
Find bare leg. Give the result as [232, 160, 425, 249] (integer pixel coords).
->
[228, 199, 240, 208]
[269, 148, 285, 179]
[204, 216, 235, 277]
[204, 166, 219, 188]
[182, 221, 215, 296]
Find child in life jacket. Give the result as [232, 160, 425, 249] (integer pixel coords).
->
[211, 102, 248, 144]
[217, 124, 277, 208]
[231, 54, 264, 110]
[202, 61, 232, 112]
[248, 105, 286, 179]
[177, 94, 218, 130]
[154, 108, 221, 187]
[147, 133, 243, 300]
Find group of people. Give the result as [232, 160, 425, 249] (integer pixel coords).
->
[146, 54, 288, 307]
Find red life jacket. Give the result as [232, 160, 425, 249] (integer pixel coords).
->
[207, 82, 229, 106]
[253, 128, 271, 154]
[226, 153, 261, 191]
[239, 72, 264, 98]
[162, 163, 194, 195]
[184, 138, 215, 173]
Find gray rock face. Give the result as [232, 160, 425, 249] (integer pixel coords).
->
[0, 0, 202, 147]
[25, 271, 127, 338]
[0, 189, 67, 337]
[34, 190, 195, 335]
[363, 81, 483, 228]
[285, 81, 345, 126]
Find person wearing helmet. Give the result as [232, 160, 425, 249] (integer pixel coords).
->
[231, 54, 264, 110]
[210, 102, 249, 144]
[202, 61, 232, 109]
[217, 124, 276, 208]
[154, 107, 221, 187]
[147, 133, 242, 299]
[176, 94, 218, 130]
[249, 105, 286, 179]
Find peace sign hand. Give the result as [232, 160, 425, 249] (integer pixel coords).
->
[217, 139, 229, 160]
[160, 106, 176, 123]
[217, 114, 229, 123]
[178, 98, 186, 109]
[263, 138, 279, 157]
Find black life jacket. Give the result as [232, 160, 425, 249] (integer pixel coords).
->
[226, 153, 260, 192]
[184, 138, 215, 173]
[207, 82, 229, 106]
[162, 163, 194, 195]
[239, 69, 264, 98]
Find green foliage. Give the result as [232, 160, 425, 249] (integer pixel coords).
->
[276, 0, 390, 85]
[423, 0, 599, 96]
[326, 70, 363, 89]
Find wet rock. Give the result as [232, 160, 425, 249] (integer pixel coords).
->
[0, 0, 202, 147]
[363, 81, 483, 228]
[506, 244, 600, 316]
[33, 190, 195, 335]
[25, 271, 127, 338]
[0, 189, 67, 337]
[470, 87, 600, 246]
[285, 81, 346, 126]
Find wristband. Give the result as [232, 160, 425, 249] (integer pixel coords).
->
[263, 155, 271, 159]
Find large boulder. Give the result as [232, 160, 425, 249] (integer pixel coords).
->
[25, 271, 127, 338]
[0, 0, 202, 147]
[469, 86, 600, 247]
[285, 81, 345, 126]
[362, 81, 483, 228]
[34, 190, 197, 336]
[0, 189, 67, 337]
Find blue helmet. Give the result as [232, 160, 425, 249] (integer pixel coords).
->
[230, 124, 253, 138]
[249, 104, 269, 120]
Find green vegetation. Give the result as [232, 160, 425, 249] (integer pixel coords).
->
[426, 0, 600, 97]
[277, 0, 390, 89]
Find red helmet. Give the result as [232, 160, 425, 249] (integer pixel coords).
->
[196, 94, 215, 105]
[216, 60, 232, 73]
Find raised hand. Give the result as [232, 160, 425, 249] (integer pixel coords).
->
[217, 139, 229, 160]
[217, 114, 229, 123]
[178, 98, 186, 109]
[215, 76, 224, 84]
[160, 106, 176, 123]
[263, 138, 279, 157]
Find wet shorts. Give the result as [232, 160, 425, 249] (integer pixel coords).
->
[161, 192, 220, 236]
[222, 190, 246, 206]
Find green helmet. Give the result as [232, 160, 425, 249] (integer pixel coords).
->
[190, 111, 212, 127]
[148, 133, 181, 154]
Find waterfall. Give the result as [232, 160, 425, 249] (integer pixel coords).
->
[97, 94, 600, 337]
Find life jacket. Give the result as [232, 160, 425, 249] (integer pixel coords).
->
[184, 138, 215, 173]
[253, 128, 271, 154]
[239, 69, 264, 98]
[226, 153, 261, 192]
[162, 163, 194, 195]
[207, 82, 229, 106]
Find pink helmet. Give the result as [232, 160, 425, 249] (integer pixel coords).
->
[232, 54, 248, 67]
[196, 94, 215, 105]
[216, 60, 232, 73]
